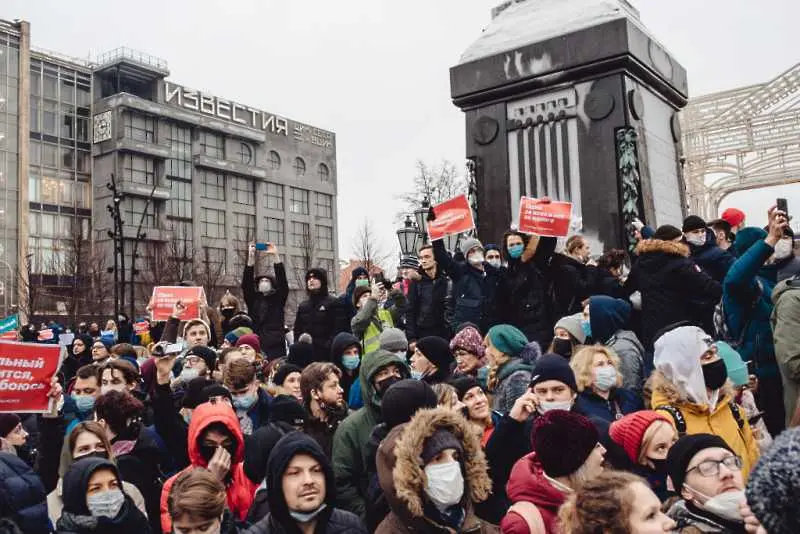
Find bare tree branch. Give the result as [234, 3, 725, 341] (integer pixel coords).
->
[396, 159, 467, 222]
[351, 218, 392, 274]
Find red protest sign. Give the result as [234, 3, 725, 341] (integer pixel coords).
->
[133, 321, 150, 334]
[37, 328, 54, 341]
[427, 195, 475, 241]
[0, 341, 63, 413]
[150, 286, 206, 322]
[518, 197, 573, 237]
[0, 332, 16, 340]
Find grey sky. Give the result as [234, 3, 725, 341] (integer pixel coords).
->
[6, 0, 799, 265]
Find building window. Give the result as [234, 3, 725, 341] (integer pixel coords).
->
[318, 163, 330, 182]
[289, 187, 309, 215]
[231, 177, 255, 205]
[291, 255, 309, 282]
[200, 131, 225, 159]
[201, 247, 227, 276]
[316, 225, 333, 251]
[167, 123, 192, 180]
[201, 208, 226, 238]
[265, 217, 285, 245]
[233, 213, 256, 242]
[268, 151, 281, 170]
[236, 142, 254, 165]
[121, 154, 156, 185]
[123, 112, 156, 143]
[316, 193, 333, 218]
[318, 258, 335, 279]
[200, 171, 226, 201]
[265, 182, 284, 211]
[29, 174, 83, 207]
[124, 198, 157, 229]
[291, 221, 310, 248]
[168, 179, 192, 219]
[293, 157, 306, 176]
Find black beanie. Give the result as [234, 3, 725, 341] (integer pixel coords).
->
[287, 343, 315, 368]
[682, 215, 707, 233]
[530, 354, 577, 392]
[666, 433, 734, 493]
[273, 364, 303, 386]
[421, 428, 464, 465]
[181, 377, 215, 409]
[653, 225, 683, 241]
[449, 375, 482, 401]
[185, 346, 218, 371]
[416, 336, 453, 371]
[380, 379, 438, 429]
[268, 395, 307, 428]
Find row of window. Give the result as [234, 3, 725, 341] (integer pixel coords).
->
[29, 173, 91, 208]
[30, 140, 90, 172]
[196, 208, 334, 250]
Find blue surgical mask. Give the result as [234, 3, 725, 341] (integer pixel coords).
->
[594, 366, 618, 391]
[508, 243, 524, 259]
[290, 503, 327, 523]
[342, 354, 360, 370]
[72, 394, 95, 414]
[581, 319, 592, 339]
[410, 370, 423, 380]
[232, 392, 257, 411]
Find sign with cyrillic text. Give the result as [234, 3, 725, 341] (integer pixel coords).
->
[428, 195, 475, 241]
[0, 341, 63, 412]
[518, 197, 573, 237]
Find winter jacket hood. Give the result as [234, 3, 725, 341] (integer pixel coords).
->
[331, 332, 361, 362]
[635, 238, 690, 258]
[503, 452, 567, 533]
[589, 295, 631, 343]
[360, 349, 410, 413]
[376, 407, 491, 532]
[305, 267, 330, 297]
[187, 401, 245, 466]
[62, 457, 121, 516]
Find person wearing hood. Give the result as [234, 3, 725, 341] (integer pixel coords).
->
[497, 230, 557, 349]
[411, 336, 454, 385]
[375, 407, 493, 534]
[301, 362, 349, 458]
[774, 228, 799, 281]
[60, 334, 94, 385]
[587, 296, 646, 394]
[721, 206, 789, 435]
[609, 410, 677, 501]
[168, 468, 242, 534]
[649, 325, 759, 478]
[666, 434, 764, 534]
[547, 314, 586, 360]
[450, 324, 489, 387]
[243, 421, 297, 523]
[350, 282, 397, 355]
[772, 274, 800, 425]
[570, 345, 642, 424]
[159, 401, 257, 532]
[293, 268, 345, 363]
[549, 235, 597, 320]
[330, 332, 361, 403]
[247, 432, 367, 534]
[484, 325, 539, 414]
[0, 452, 49, 534]
[331, 349, 409, 518]
[502, 410, 606, 534]
[683, 215, 735, 283]
[340, 265, 370, 323]
[242, 243, 290, 360]
[407, 244, 452, 343]
[56, 457, 151, 534]
[223, 358, 273, 436]
[624, 224, 722, 351]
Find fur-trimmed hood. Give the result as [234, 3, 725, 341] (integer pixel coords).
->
[376, 407, 491, 532]
[635, 239, 690, 258]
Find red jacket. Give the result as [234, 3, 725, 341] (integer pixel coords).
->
[501, 453, 566, 534]
[159, 402, 257, 532]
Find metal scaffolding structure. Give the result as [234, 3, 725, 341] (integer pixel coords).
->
[681, 63, 800, 219]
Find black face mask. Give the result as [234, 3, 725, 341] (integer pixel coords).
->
[74, 450, 110, 462]
[221, 309, 235, 320]
[702, 359, 728, 391]
[552, 338, 573, 359]
[375, 375, 402, 398]
[649, 458, 668, 474]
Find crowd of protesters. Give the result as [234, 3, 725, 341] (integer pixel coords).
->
[0, 203, 799, 534]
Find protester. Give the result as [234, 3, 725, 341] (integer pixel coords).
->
[559, 470, 677, 534]
[548, 314, 585, 360]
[178, 345, 217, 383]
[293, 268, 344, 363]
[0, 452, 49, 534]
[683, 215, 735, 284]
[375, 406, 492, 533]
[587, 296, 646, 393]
[550, 235, 596, 320]
[340, 266, 370, 326]
[721, 207, 747, 235]
[410, 336, 454, 384]
[570, 345, 642, 423]
[0, 414, 28, 456]
[60, 334, 94, 385]
[351, 282, 396, 354]
[406, 244, 451, 342]
[272, 363, 303, 403]
[330, 332, 362, 404]
[609, 411, 677, 501]
[65, 365, 103, 436]
[301, 362, 348, 458]
[774, 228, 799, 281]
[235, 334, 263, 364]
[247, 432, 367, 533]
[450, 375, 497, 446]
[450, 324, 488, 385]
[593, 249, 628, 298]
[772, 273, 800, 424]
[502, 410, 605, 534]
[91, 340, 112, 365]
[485, 324, 539, 413]
[98, 359, 140, 396]
[223, 358, 273, 436]
[746, 426, 800, 534]
[242, 243, 289, 360]
[651, 325, 759, 477]
[709, 219, 735, 252]
[167, 468, 240, 534]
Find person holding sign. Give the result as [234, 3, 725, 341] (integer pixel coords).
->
[241, 243, 289, 360]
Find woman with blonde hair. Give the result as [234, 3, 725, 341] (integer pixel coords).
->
[559, 470, 676, 534]
[570, 345, 642, 423]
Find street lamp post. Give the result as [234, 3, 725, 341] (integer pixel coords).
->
[396, 215, 421, 257]
[106, 174, 125, 315]
[413, 197, 431, 244]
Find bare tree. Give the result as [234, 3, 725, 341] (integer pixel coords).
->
[195, 246, 228, 306]
[397, 159, 467, 221]
[351, 218, 392, 275]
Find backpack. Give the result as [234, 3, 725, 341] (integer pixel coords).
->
[655, 403, 745, 437]
[713, 279, 763, 347]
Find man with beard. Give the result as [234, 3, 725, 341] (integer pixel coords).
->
[242, 243, 289, 359]
[301, 362, 349, 458]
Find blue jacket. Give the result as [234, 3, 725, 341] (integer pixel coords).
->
[723, 230, 779, 377]
[0, 452, 49, 534]
[575, 388, 643, 423]
[688, 228, 735, 283]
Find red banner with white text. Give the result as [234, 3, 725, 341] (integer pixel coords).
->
[0, 341, 63, 413]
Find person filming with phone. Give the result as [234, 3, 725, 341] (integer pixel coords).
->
[242, 242, 289, 360]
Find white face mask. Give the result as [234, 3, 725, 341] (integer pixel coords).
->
[685, 233, 706, 246]
[537, 400, 573, 414]
[686, 486, 745, 522]
[424, 460, 464, 511]
[258, 280, 272, 293]
[774, 239, 793, 260]
[487, 258, 502, 269]
[86, 488, 125, 518]
[468, 251, 484, 265]
[593, 366, 617, 391]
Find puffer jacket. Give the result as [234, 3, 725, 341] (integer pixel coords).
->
[772, 276, 800, 425]
[242, 263, 289, 358]
[575, 388, 643, 423]
[589, 295, 645, 393]
[159, 402, 257, 532]
[406, 267, 451, 342]
[688, 228, 736, 283]
[0, 452, 49, 534]
[625, 239, 721, 348]
[501, 453, 567, 534]
[293, 268, 346, 363]
[375, 407, 492, 534]
[331, 349, 409, 517]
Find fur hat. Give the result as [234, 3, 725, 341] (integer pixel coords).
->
[532, 410, 598, 478]
[609, 410, 671, 464]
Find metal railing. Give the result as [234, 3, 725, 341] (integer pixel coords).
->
[94, 47, 168, 71]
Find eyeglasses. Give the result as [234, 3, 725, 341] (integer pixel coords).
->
[686, 455, 742, 477]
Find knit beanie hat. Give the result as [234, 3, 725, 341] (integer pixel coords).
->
[268, 394, 307, 427]
[416, 336, 453, 371]
[353, 285, 372, 307]
[421, 428, 464, 465]
[609, 411, 671, 464]
[666, 433, 733, 493]
[199, 384, 233, 406]
[449, 325, 485, 358]
[449, 375, 482, 401]
[273, 363, 303, 386]
[716, 341, 748, 387]
[530, 353, 577, 392]
[746, 427, 800, 534]
[183, 318, 211, 339]
[181, 377, 215, 409]
[533, 410, 598, 478]
[287, 343, 315, 368]
[381, 379, 438, 429]
[555, 313, 586, 344]
[653, 225, 683, 241]
[225, 326, 253, 346]
[682, 215, 707, 233]
[379, 328, 408, 353]
[0, 413, 20, 438]
[460, 237, 483, 257]
[236, 333, 262, 355]
[185, 346, 218, 372]
[721, 207, 745, 228]
[487, 324, 528, 357]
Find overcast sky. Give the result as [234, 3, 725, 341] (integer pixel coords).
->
[6, 0, 799, 265]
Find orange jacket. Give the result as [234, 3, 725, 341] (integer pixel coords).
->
[159, 401, 257, 532]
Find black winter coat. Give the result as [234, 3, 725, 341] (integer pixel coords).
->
[293, 268, 346, 363]
[242, 263, 289, 359]
[592, 268, 627, 299]
[688, 228, 736, 283]
[625, 239, 722, 348]
[112, 426, 164, 534]
[549, 252, 596, 319]
[0, 452, 49, 534]
[405, 268, 450, 342]
[242, 508, 368, 534]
